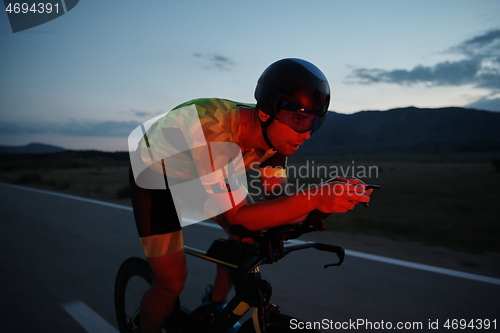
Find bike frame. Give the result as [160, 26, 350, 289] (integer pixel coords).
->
[115, 209, 348, 333]
[178, 217, 346, 333]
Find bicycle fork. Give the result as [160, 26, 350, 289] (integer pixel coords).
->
[233, 268, 275, 333]
[198, 267, 273, 333]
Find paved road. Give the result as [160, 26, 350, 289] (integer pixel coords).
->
[1, 183, 499, 332]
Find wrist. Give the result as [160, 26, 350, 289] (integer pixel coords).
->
[298, 187, 319, 212]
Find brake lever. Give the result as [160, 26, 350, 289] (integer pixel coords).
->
[324, 249, 345, 268]
[313, 243, 345, 268]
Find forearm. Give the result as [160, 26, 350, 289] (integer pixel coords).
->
[231, 190, 316, 231]
[222, 178, 370, 231]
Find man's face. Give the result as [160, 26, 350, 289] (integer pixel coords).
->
[266, 110, 315, 156]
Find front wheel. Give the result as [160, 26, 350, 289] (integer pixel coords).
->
[114, 257, 153, 333]
[238, 313, 321, 333]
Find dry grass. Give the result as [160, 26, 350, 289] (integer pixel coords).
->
[0, 152, 131, 205]
[287, 153, 500, 253]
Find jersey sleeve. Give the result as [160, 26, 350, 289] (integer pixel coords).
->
[173, 104, 248, 224]
[190, 117, 247, 193]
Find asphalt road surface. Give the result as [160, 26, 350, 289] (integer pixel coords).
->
[1, 183, 499, 332]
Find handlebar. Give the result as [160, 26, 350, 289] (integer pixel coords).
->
[189, 181, 381, 278]
[313, 243, 345, 268]
[228, 209, 344, 270]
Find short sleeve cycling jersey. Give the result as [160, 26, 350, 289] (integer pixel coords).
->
[140, 98, 278, 181]
[131, 98, 286, 225]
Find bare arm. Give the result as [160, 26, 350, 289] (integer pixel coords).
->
[213, 188, 315, 231]
[212, 180, 370, 231]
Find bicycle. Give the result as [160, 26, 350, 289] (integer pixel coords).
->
[114, 209, 347, 333]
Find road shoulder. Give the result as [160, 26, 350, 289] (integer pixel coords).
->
[303, 230, 500, 279]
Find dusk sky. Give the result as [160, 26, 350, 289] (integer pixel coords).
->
[1, 0, 499, 151]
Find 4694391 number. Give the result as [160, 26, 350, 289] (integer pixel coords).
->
[5, 2, 59, 14]
[444, 319, 497, 330]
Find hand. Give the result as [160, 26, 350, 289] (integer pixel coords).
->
[324, 177, 375, 202]
[314, 177, 371, 213]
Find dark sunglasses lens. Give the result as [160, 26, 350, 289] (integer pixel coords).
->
[310, 114, 326, 133]
[278, 101, 327, 133]
[281, 101, 303, 112]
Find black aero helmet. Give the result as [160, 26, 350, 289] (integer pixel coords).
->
[255, 58, 330, 135]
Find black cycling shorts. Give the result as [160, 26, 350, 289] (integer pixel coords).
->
[129, 166, 182, 238]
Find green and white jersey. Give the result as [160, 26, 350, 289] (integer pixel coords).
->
[129, 98, 284, 225]
[140, 98, 277, 184]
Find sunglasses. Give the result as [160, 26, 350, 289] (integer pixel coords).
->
[275, 101, 326, 133]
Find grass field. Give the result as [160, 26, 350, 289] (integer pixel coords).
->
[1, 151, 499, 254]
[287, 155, 500, 254]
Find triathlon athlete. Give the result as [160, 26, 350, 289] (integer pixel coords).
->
[128, 58, 372, 333]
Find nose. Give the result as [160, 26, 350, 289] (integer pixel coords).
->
[300, 130, 311, 140]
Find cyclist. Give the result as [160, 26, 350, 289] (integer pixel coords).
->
[128, 58, 372, 333]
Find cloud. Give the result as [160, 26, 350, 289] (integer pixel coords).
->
[192, 53, 235, 71]
[131, 109, 164, 118]
[465, 96, 500, 112]
[346, 29, 500, 91]
[0, 119, 141, 137]
[453, 29, 500, 57]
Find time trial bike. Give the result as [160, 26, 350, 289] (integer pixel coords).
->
[115, 209, 348, 333]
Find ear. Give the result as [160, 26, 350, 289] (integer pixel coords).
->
[258, 109, 271, 122]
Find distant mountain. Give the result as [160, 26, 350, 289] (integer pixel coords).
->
[1, 107, 499, 158]
[0, 143, 66, 155]
[295, 107, 500, 157]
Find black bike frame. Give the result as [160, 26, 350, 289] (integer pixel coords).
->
[183, 234, 345, 333]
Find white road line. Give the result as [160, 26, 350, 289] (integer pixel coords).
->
[1, 182, 134, 211]
[0, 182, 217, 228]
[62, 300, 118, 333]
[345, 250, 500, 286]
[3, 182, 500, 286]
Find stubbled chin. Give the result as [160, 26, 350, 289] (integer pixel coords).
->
[275, 144, 298, 156]
[280, 149, 295, 157]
